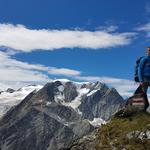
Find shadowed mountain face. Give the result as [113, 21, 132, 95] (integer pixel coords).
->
[0, 80, 124, 150]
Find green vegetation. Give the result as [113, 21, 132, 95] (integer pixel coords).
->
[95, 112, 150, 150]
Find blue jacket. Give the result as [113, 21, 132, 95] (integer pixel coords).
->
[138, 56, 150, 82]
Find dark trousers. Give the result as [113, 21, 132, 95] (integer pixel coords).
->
[141, 83, 149, 93]
[141, 76, 150, 93]
[135, 83, 148, 94]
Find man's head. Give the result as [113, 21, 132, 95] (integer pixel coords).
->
[147, 46, 150, 56]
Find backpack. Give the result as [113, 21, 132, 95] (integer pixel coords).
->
[134, 56, 145, 82]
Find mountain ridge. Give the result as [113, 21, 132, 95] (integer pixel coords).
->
[0, 79, 124, 150]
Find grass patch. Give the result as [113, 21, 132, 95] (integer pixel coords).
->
[95, 112, 150, 150]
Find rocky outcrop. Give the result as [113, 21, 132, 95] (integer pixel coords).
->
[6, 88, 15, 93]
[126, 129, 150, 140]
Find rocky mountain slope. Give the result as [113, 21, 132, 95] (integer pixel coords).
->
[0, 79, 124, 150]
[67, 112, 150, 150]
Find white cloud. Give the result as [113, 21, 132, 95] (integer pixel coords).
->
[96, 25, 118, 32]
[137, 23, 150, 31]
[136, 23, 150, 37]
[0, 51, 80, 76]
[0, 51, 81, 90]
[0, 66, 49, 82]
[75, 76, 138, 98]
[48, 68, 80, 76]
[0, 23, 136, 52]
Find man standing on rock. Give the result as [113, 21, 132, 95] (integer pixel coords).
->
[137, 46, 150, 94]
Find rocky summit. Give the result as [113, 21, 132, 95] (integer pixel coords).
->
[0, 79, 124, 150]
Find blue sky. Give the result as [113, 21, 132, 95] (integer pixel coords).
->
[1, 0, 150, 97]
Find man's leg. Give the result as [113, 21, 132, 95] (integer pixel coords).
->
[134, 83, 148, 94]
[142, 82, 150, 110]
[141, 82, 148, 93]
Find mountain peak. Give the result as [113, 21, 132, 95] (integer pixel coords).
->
[0, 79, 125, 150]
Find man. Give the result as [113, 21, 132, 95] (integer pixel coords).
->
[138, 46, 150, 93]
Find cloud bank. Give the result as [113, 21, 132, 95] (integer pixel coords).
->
[0, 51, 81, 90]
[0, 24, 136, 52]
[0, 50, 137, 97]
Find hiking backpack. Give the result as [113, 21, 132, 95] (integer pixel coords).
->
[134, 56, 145, 82]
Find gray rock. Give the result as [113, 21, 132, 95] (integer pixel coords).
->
[79, 86, 124, 121]
[63, 82, 78, 102]
[126, 130, 150, 140]
[67, 129, 98, 150]
[6, 88, 15, 93]
[147, 106, 150, 114]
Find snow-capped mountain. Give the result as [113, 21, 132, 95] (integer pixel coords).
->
[0, 85, 43, 117]
[0, 79, 125, 150]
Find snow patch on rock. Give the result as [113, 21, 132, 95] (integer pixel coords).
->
[63, 88, 90, 109]
[87, 90, 98, 97]
[89, 118, 106, 127]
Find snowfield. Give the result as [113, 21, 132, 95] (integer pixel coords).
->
[0, 85, 43, 117]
